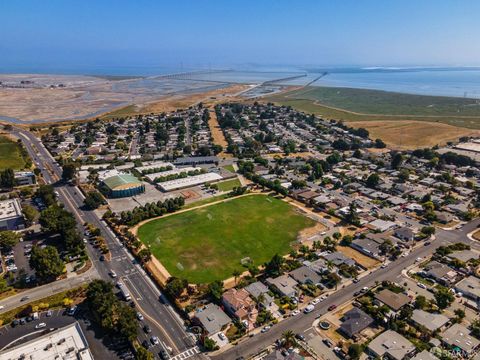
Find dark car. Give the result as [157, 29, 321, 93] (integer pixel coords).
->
[323, 338, 333, 347]
[295, 334, 306, 341]
[328, 304, 337, 311]
[143, 324, 152, 334]
[19, 318, 26, 325]
[99, 255, 105, 261]
[20, 296, 30, 302]
[159, 349, 169, 360]
[11, 319, 19, 327]
[353, 291, 361, 297]
[142, 340, 150, 349]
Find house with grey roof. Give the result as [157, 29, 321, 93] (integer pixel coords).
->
[367, 219, 397, 232]
[322, 251, 356, 267]
[351, 238, 382, 259]
[455, 276, 480, 302]
[423, 261, 458, 286]
[394, 227, 415, 242]
[289, 266, 322, 285]
[244, 281, 269, 300]
[441, 323, 480, 356]
[447, 250, 479, 263]
[339, 307, 374, 338]
[410, 350, 439, 360]
[266, 275, 298, 298]
[367, 330, 415, 360]
[410, 309, 449, 332]
[193, 303, 231, 335]
[305, 258, 329, 274]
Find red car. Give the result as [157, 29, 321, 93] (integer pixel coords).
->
[328, 304, 337, 311]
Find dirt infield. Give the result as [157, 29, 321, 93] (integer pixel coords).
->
[208, 109, 231, 158]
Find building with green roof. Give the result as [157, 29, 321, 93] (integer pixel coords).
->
[100, 173, 145, 198]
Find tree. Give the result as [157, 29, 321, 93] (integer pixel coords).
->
[165, 277, 188, 299]
[391, 153, 404, 169]
[207, 280, 224, 302]
[0, 169, 15, 188]
[61, 163, 76, 181]
[135, 346, 154, 360]
[348, 344, 363, 360]
[116, 304, 138, 340]
[454, 309, 465, 323]
[203, 337, 219, 351]
[137, 248, 152, 263]
[434, 287, 454, 309]
[282, 330, 296, 347]
[345, 202, 360, 226]
[0, 230, 21, 249]
[84, 191, 105, 209]
[375, 138, 386, 148]
[232, 269, 241, 285]
[366, 173, 380, 188]
[22, 204, 39, 226]
[414, 295, 427, 310]
[264, 253, 284, 277]
[29, 246, 65, 281]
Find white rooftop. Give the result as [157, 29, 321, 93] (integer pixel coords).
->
[0, 198, 22, 221]
[0, 322, 93, 360]
[159, 172, 223, 191]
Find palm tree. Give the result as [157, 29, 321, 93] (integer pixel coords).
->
[326, 260, 334, 271]
[232, 269, 241, 285]
[282, 330, 296, 347]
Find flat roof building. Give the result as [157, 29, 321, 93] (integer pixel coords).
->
[0, 322, 93, 360]
[158, 172, 223, 192]
[0, 198, 24, 231]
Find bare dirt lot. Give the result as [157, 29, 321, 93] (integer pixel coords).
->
[347, 120, 480, 149]
[337, 246, 380, 269]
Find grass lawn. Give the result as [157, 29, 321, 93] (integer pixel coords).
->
[0, 135, 27, 170]
[267, 86, 480, 130]
[216, 178, 241, 192]
[137, 194, 315, 283]
[222, 164, 235, 172]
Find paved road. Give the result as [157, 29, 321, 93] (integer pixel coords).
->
[0, 267, 98, 314]
[212, 218, 480, 360]
[11, 128, 197, 357]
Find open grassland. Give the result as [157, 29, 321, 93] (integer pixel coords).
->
[346, 120, 479, 149]
[137, 194, 315, 283]
[0, 135, 27, 170]
[267, 86, 480, 130]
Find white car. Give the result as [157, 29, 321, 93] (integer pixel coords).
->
[35, 322, 46, 329]
[311, 298, 320, 305]
[381, 263, 388, 268]
[218, 332, 226, 340]
[261, 325, 271, 333]
[109, 270, 117, 278]
[136, 312, 144, 321]
[417, 282, 427, 289]
[291, 309, 300, 316]
[304, 305, 315, 313]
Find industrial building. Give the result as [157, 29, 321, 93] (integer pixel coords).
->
[0, 198, 24, 230]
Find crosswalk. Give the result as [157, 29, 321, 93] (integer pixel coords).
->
[170, 347, 200, 360]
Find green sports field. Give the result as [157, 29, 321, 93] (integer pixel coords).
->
[137, 194, 315, 283]
[0, 135, 27, 170]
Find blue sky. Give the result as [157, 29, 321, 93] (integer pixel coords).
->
[1, 0, 479, 73]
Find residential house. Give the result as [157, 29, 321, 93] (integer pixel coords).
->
[410, 350, 439, 360]
[367, 330, 415, 360]
[394, 227, 415, 242]
[244, 281, 269, 300]
[193, 304, 231, 336]
[423, 261, 458, 286]
[289, 266, 322, 285]
[322, 251, 356, 267]
[374, 289, 411, 312]
[266, 275, 298, 298]
[410, 310, 449, 332]
[441, 323, 480, 356]
[339, 307, 374, 338]
[455, 276, 480, 302]
[222, 288, 257, 322]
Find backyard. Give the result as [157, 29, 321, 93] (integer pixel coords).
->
[137, 194, 316, 283]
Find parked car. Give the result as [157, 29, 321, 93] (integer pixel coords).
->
[137, 312, 144, 321]
[143, 324, 151, 334]
[150, 336, 160, 345]
[35, 322, 46, 329]
[304, 305, 314, 313]
[323, 338, 333, 347]
[67, 306, 77, 316]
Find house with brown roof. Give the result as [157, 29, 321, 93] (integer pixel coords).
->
[222, 288, 258, 327]
[374, 289, 411, 312]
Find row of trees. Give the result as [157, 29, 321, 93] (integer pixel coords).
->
[118, 197, 185, 226]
